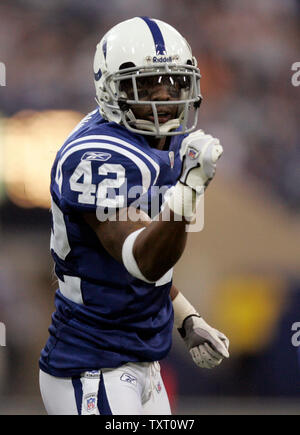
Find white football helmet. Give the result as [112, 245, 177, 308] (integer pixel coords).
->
[93, 17, 202, 137]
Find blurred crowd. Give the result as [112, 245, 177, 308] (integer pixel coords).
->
[0, 0, 299, 210]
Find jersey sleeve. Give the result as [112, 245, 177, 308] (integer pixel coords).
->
[53, 142, 158, 216]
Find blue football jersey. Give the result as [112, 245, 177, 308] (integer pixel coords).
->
[39, 109, 185, 377]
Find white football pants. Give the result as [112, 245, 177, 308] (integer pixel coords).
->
[39, 361, 171, 415]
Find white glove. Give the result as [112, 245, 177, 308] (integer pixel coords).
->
[179, 130, 223, 192]
[179, 315, 230, 369]
[165, 130, 223, 220]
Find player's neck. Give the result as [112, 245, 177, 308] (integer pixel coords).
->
[146, 136, 170, 151]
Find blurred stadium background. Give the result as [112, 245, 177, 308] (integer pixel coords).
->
[0, 0, 300, 415]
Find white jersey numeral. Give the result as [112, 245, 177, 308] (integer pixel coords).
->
[50, 199, 71, 260]
[69, 160, 126, 206]
[69, 160, 96, 204]
[97, 163, 125, 208]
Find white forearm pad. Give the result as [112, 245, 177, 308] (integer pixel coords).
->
[165, 182, 203, 221]
[172, 291, 199, 329]
[121, 228, 156, 284]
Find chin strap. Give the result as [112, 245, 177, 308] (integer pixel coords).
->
[133, 118, 181, 135]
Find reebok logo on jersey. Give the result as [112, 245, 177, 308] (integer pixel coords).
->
[120, 372, 137, 386]
[81, 151, 112, 162]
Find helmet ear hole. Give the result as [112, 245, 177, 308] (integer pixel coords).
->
[119, 62, 136, 70]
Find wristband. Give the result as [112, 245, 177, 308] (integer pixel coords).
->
[121, 227, 156, 283]
[172, 291, 199, 329]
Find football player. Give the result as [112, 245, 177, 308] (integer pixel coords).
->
[39, 17, 229, 415]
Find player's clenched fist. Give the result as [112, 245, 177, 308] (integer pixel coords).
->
[173, 291, 229, 369]
[178, 315, 229, 369]
[166, 130, 223, 220]
[180, 130, 223, 192]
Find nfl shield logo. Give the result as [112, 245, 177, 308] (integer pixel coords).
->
[86, 396, 96, 412]
[188, 147, 198, 160]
